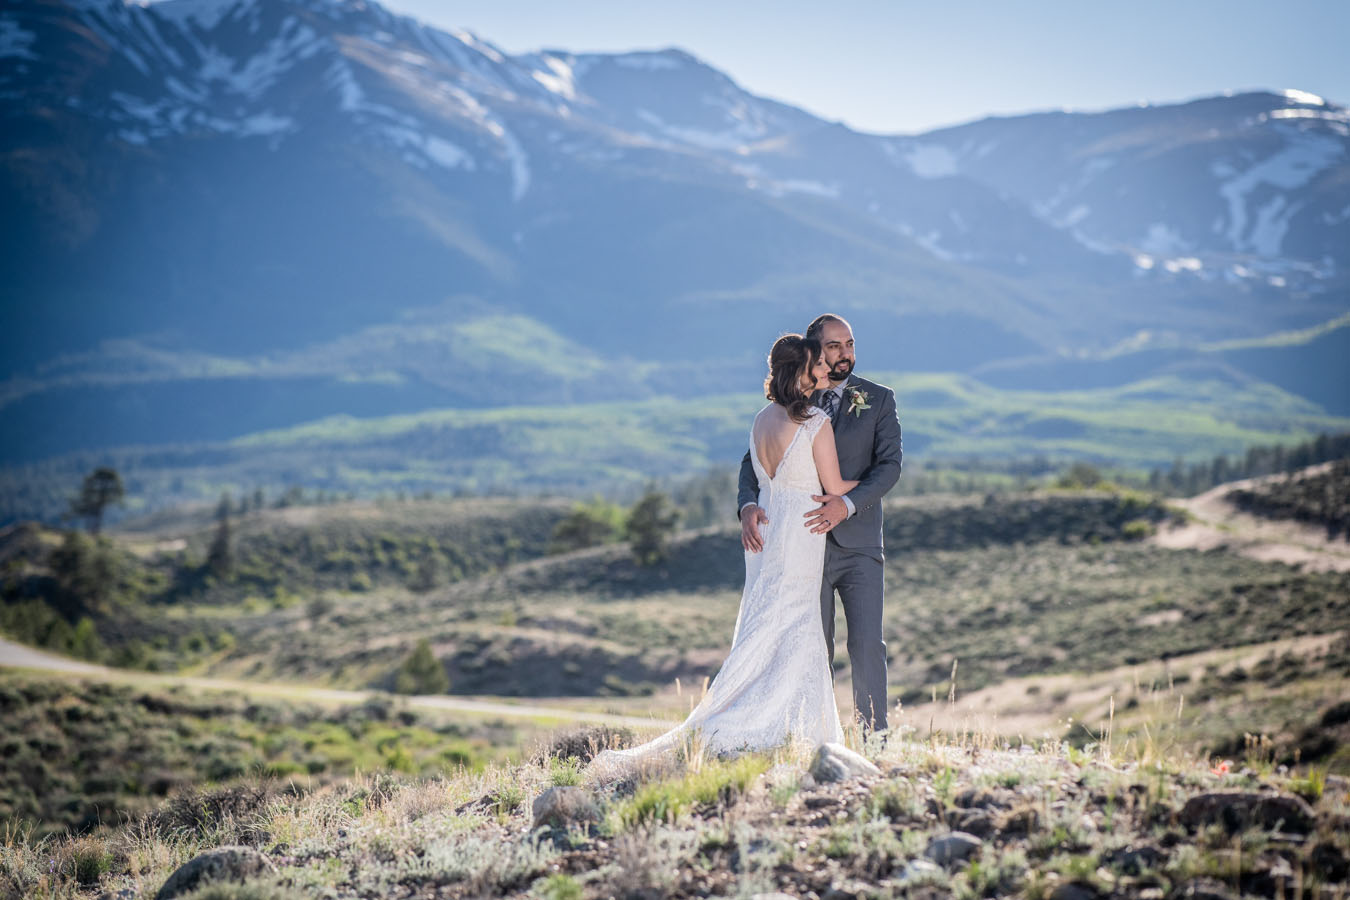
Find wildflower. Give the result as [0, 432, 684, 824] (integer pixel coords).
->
[1210, 760, 1231, 776]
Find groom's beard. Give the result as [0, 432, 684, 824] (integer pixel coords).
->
[828, 360, 853, 382]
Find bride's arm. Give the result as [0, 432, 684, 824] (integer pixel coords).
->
[812, 422, 859, 496]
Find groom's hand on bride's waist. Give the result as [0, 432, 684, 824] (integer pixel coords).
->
[740, 504, 769, 553]
[805, 494, 849, 534]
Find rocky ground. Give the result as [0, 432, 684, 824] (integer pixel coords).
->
[8, 727, 1349, 900]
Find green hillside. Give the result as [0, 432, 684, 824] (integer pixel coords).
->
[4, 371, 1346, 524]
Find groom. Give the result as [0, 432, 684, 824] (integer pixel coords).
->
[738, 313, 903, 732]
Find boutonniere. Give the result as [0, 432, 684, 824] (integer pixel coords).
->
[845, 386, 871, 417]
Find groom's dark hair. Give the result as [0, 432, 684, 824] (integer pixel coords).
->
[806, 313, 851, 343]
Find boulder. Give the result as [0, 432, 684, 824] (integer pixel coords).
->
[531, 786, 601, 831]
[895, 858, 941, 885]
[1178, 791, 1315, 834]
[1101, 844, 1165, 875]
[951, 807, 995, 838]
[1311, 841, 1350, 881]
[808, 743, 880, 783]
[155, 846, 276, 900]
[924, 830, 983, 867]
[1048, 881, 1101, 900]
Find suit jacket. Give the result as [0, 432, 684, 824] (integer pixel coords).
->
[738, 374, 903, 555]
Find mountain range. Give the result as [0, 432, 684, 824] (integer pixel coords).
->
[1, 0, 1347, 478]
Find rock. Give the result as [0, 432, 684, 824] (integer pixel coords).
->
[1311, 841, 1350, 881]
[1178, 791, 1315, 835]
[1176, 879, 1237, 900]
[1048, 881, 1101, 900]
[951, 807, 995, 838]
[924, 831, 983, 866]
[803, 793, 839, 810]
[1240, 854, 1296, 899]
[798, 772, 817, 790]
[1101, 844, 1165, 875]
[895, 858, 941, 884]
[998, 806, 1040, 836]
[809, 743, 880, 783]
[822, 882, 869, 900]
[749, 894, 796, 900]
[155, 846, 276, 900]
[95, 891, 137, 900]
[954, 786, 1009, 810]
[531, 786, 601, 831]
[1323, 774, 1348, 794]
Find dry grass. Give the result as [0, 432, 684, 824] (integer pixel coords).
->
[7, 707, 1350, 899]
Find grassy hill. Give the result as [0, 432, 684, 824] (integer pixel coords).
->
[0, 673, 528, 838]
[0, 497, 572, 672]
[4, 370, 1347, 525]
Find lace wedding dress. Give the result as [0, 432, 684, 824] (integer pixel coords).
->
[590, 407, 843, 778]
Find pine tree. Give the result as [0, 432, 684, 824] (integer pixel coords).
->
[70, 468, 124, 534]
[207, 494, 232, 578]
[625, 490, 681, 566]
[408, 553, 442, 593]
[395, 638, 449, 694]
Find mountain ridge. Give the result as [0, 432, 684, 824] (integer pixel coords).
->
[2, 0, 1347, 477]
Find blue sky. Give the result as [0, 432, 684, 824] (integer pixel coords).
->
[385, 0, 1350, 134]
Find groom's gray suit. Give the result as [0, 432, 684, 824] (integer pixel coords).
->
[737, 373, 903, 730]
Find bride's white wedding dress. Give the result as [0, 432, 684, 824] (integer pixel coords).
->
[590, 407, 842, 777]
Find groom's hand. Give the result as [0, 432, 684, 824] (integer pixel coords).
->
[805, 494, 847, 534]
[740, 504, 769, 553]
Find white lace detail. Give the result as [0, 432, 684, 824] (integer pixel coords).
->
[590, 407, 842, 779]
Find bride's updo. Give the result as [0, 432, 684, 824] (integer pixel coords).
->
[764, 334, 822, 423]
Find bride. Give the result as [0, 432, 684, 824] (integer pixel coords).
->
[591, 334, 857, 776]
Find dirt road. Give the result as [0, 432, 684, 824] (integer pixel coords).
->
[0, 637, 669, 730]
[1152, 467, 1350, 572]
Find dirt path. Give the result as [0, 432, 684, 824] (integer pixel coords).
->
[1151, 466, 1350, 571]
[0, 637, 669, 730]
[905, 632, 1343, 740]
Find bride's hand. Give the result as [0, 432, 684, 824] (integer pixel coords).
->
[804, 494, 847, 534]
[740, 504, 769, 553]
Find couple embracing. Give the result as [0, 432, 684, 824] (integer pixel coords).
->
[593, 314, 902, 775]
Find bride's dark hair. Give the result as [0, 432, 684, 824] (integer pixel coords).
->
[764, 334, 822, 423]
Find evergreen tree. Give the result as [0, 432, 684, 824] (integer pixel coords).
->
[49, 530, 117, 609]
[625, 490, 681, 566]
[207, 493, 233, 578]
[395, 638, 449, 694]
[70, 468, 124, 534]
[408, 552, 443, 593]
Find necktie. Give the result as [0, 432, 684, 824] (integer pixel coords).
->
[820, 390, 838, 418]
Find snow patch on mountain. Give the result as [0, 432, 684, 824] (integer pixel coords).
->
[529, 55, 576, 100]
[1282, 88, 1325, 106]
[382, 125, 473, 170]
[1217, 125, 1343, 254]
[880, 141, 958, 179]
[1140, 223, 1189, 256]
[636, 108, 749, 152]
[201, 16, 323, 98]
[0, 17, 38, 60]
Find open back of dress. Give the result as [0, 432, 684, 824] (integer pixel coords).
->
[589, 406, 843, 778]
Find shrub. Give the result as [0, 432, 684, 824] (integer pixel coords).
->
[550, 497, 626, 554]
[394, 639, 449, 695]
[537, 725, 635, 763]
[1122, 518, 1154, 540]
[615, 755, 770, 829]
[625, 491, 680, 566]
[538, 873, 584, 900]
